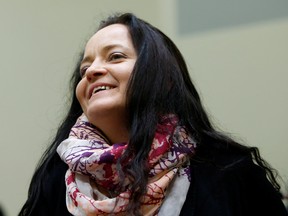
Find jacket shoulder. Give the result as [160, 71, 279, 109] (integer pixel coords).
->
[180, 147, 287, 216]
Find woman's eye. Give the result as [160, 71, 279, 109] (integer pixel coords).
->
[80, 66, 88, 77]
[108, 53, 125, 62]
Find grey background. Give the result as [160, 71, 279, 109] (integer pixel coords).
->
[178, 0, 288, 34]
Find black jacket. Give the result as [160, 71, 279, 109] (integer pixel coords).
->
[23, 149, 287, 216]
[180, 152, 287, 216]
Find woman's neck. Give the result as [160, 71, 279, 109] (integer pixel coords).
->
[102, 125, 129, 144]
[92, 116, 129, 144]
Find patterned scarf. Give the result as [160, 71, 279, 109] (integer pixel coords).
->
[57, 114, 196, 216]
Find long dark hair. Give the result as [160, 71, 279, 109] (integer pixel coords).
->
[19, 13, 280, 216]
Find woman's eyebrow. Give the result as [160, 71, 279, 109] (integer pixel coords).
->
[80, 56, 92, 67]
[101, 43, 128, 53]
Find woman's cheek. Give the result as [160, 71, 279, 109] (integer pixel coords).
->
[75, 80, 87, 112]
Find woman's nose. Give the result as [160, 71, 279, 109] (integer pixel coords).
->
[85, 65, 108, 82]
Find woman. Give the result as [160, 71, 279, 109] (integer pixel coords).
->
[19, 13, 287, 216]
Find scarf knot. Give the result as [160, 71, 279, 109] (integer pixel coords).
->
[57, 114, 196, 216]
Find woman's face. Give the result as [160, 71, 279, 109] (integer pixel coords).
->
[76, 24, 137, 126]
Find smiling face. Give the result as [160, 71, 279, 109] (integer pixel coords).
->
[76, 24, 137, 129]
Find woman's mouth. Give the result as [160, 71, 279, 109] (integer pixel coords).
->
[92, 86, 114, 95]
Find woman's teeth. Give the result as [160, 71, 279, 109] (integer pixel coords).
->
[93, 86, 113, 94]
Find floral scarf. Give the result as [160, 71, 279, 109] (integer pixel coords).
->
[57, 114, 196, 216]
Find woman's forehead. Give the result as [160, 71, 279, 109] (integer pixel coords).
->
[84, 25, 131, 54]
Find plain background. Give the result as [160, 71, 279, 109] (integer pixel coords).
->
[0, 1, 287, 215]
